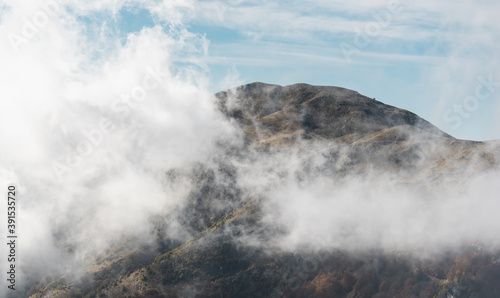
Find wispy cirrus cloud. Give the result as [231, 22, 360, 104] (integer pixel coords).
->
[190, 0, 500, 140]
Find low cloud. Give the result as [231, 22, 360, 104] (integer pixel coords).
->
[217, 137, 500, 256]
[0, 1, 241, 294]
[0, 1, 499, 297]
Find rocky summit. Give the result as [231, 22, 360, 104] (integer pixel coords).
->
[29, 83, 500, 298]
[217, 82, 451, 144]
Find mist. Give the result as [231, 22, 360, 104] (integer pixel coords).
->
[0, 0, 242, 294]
[0, 0, 499, 297]
[246, 149, 500, 254]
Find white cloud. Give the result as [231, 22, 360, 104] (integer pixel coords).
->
[0, 1, 241, 292]
[0, 1, 499, 295]
[227, 141, 500, 255]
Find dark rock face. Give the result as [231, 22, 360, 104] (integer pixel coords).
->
[29, 83, 500, 298]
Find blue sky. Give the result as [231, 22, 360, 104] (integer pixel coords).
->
[2, 0, 499, 141]
[107, 0, 500, 141]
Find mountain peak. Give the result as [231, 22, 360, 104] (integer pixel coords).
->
[216, 82, 452, 146]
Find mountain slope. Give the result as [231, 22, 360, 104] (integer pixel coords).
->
[28, 83, 500, 298]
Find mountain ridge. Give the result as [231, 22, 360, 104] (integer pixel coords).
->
[27, 83, 500, 298]
[216, 82, 454, 148]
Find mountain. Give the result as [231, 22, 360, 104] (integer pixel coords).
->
[216, 82, 451, 144]
[216, 83, 495, 186]
[28, 83, 500, 298]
